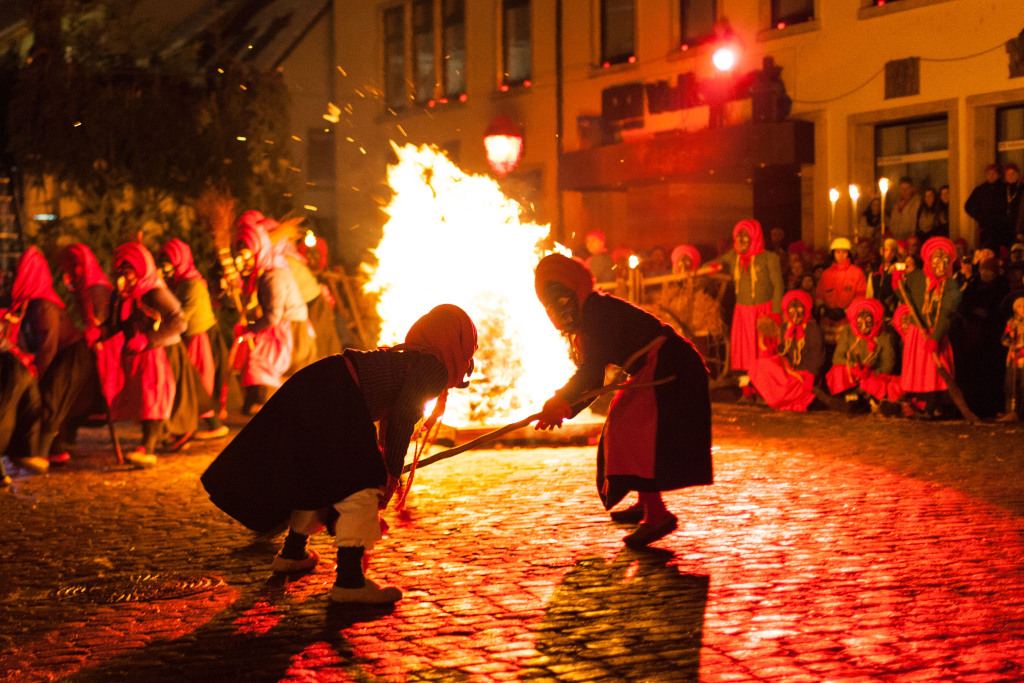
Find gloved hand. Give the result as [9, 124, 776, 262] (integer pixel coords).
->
[125, 333, 149, 354]
[535, 395, 571, 431]
[925, 338, 939, 354]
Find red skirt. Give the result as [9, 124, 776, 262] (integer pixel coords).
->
[603, 338, 662, 479]
[111, 344, 175, 421]
[750, 355, 815, 411]
[730, 301, 774, 371]
[236, 321, 295, 389]
[901, 325, 954, 393]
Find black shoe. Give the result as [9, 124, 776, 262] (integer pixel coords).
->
[609, 503, 644, 524]
[623, 514, 678, 548]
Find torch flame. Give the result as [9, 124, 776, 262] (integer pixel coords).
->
[366, 143, 575, 426]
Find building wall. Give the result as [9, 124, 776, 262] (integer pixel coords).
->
[333, 0, 1024, 263]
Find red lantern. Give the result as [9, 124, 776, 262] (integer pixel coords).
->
[484, 115, 524, 177]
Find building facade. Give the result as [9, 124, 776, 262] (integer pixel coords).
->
[333, 1, 1024, 261]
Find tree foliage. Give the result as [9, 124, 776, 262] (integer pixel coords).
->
[2, 0, 296, 270]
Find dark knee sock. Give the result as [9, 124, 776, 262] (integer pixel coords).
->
[141, 420, 162, 453]
[335, 547, 365, 588]
[280, 530, 309, 560]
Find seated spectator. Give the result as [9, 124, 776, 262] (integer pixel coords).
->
[826, 298, 901, 409]
[747, 290, 825, 412]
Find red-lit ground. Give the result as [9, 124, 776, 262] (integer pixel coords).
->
[1, 403, 1023, 681]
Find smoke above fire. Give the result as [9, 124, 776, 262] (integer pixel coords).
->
[365, 143, 575, 426]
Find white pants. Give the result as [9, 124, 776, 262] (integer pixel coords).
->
[286, 488, 383, 550]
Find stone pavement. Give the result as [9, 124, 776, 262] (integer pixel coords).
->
[1, 404, 1024, 682]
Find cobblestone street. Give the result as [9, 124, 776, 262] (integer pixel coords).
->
[2, 403, 1024, 682]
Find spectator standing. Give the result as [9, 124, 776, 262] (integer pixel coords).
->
[889, 177, 921, 239]
[965, 164, 1006, 250]
[1001, 164, 1024, 251]
[867, 238, 902, 320]
[954, 258, 1009, 417]
[584, 230, 615, 284]
[915, 188, 947, 241]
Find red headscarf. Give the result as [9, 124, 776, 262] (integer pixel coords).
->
[782, 290, 812, 339]
[234, 221, 276, 298]
[11, 246, 64, 311]
[58, 244, 111, 294]
[847, 297, 884, 352]
[921, 236, 956, 291]
[159, 239, 203, 286]
[534, 253, 596, 310]
[733, 219, 765, 271]
[670, 244, 701, 272]
[892, 304, 911, 338]
[394, 303, 478, 441]
[113, 242, 164, 301]
[396, 304, 478, 390]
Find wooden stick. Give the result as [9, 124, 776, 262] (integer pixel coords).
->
[403, 376, 677, 473]
[896, 279, 980, 423]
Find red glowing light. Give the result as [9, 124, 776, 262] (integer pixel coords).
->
[777, 22, 786, 29]
[602, 62, 610, 68]
[628, 55, 636, 64]
[459, 93, 468, 102]
[439, 98, 449, 104]
[681, 44, 690, 51]
[428, 100, 436, 108]
[523, 80, 532, 87]
[500, 84, 509, 92]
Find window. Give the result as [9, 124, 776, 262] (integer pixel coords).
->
[382, 0, 466, 110]
[997, 105, 1024, 173]
[412, 0, 434, 104]
[875, 117, 949, 209]
[502, 0, 531, 87]
[600, 0, 634, 66]
[771, 0, 814, 28]
[442, 0, 465, 98]
[680, 0, 716, 49]
[383, 7, 406, 109]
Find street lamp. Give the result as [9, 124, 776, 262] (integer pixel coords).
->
[849, 184, 860, 240]
[483, 115, 524, 177]
[828, 188, 840, 245]
[878, 177, 890, 238]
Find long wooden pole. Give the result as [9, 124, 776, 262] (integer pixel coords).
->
[403, 375, 677, 473]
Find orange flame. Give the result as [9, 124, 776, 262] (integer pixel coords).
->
[366, 143, 574, 426]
